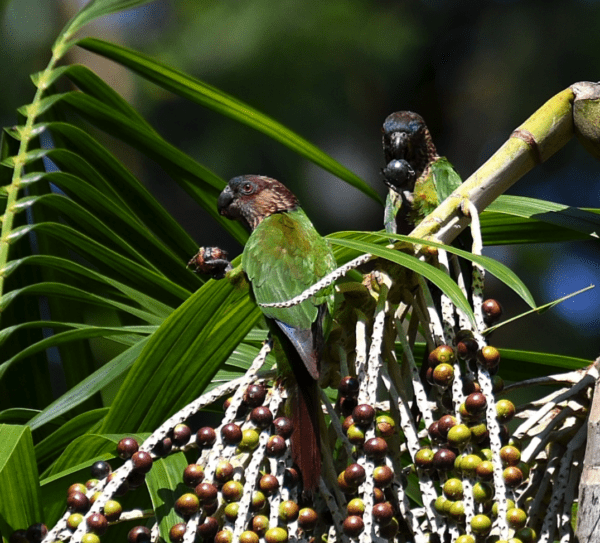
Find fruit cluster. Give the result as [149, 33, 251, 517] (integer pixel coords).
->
[12, 240, 595, 543]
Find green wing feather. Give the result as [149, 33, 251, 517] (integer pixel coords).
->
[411, 157, 463, 225]
[431, 157, 463, 203]
[384, 190, 403, 234]
[242, 209, 336, 330]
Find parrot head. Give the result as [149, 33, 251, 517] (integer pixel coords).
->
[382, 111, 437, 182]
[217, 175, 299, 231]
[382, 111, 427, 163]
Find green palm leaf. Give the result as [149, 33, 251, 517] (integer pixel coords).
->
[76, 37, 382, 205]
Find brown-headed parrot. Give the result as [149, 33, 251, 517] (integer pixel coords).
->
[217, 175, 336, 493]
[382, 111, 463, 234]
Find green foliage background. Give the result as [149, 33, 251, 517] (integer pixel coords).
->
[0, 0, 598, 538]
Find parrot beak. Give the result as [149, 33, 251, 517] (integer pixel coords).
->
[217, 185, 234, 216]
[389, 131, 410, 158]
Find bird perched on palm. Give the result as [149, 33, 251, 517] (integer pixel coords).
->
[382, 111, 463, 234]
[214, 175, 336, 493]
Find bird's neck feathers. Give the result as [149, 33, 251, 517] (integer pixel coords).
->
[244, 186, 299, 230]
[412, 127, 439, 179]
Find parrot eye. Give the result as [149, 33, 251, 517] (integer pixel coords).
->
[241, 182, 254, 194]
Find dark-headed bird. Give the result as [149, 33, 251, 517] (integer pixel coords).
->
[382, 111, 462, 234]
[217, 175, 336, 493]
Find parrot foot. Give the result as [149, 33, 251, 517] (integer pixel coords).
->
[188, 246, 232, 279]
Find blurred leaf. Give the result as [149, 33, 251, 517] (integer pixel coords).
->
[59, 0, 159, 42]
[485, 285, 595, 335]
[11, 222, 190, 305]
[63, 64, 157, 130]
[76, 37, 382, 205]
[0, 408, 39, 425]
[482, 196, 600, 245]
[50, 93, 248, 245]
[0, 425, 42, 534]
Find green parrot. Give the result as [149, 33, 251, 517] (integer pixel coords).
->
[381, 111, 463, 234]
[217, 175, 336, 493]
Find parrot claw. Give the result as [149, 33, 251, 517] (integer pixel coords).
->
[188, 246, 232, 279]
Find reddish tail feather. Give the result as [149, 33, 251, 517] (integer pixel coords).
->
[287, 365, 321, 494]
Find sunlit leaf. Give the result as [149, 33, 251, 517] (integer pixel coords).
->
[34, 408, 109, 468]
[99, 262, 262, 433]
[16, 222, 190, 304]
[330, 231, 536, 309]
[147, 453, 189, 542]
[327, 236, 476, 324]
[50, 95, 248, 245]
[4, 254, 175, 318]
[498, 348, 591, 382]
[0, 425, 42, 534]
[29, 338, 150, 430]
[44, 125, 205, 265]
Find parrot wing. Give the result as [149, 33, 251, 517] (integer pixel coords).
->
[243, 209, 336, 379]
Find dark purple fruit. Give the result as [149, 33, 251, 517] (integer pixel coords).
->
[250, 406, 273, 428]
[243, 384, 267, 407]
[343, 515, 364, 537]
[352, 404, 376, 426]
[86, 513, 108, 536]
[338, 376, 360, 397]
[221, 423, 243, 445]
[127, 526, 151, 543]
[372, 502, 394, 525]
[265, 435, 287, 457]
[273, 417, 293, 439]
[132, 451, 153, 474]
[433, 448, 457, 472]
[172, 424, 192, 446]
[117, 437, 139, 459]
[364, 437, 388, 459]
[259, 474, 280, 496]
[90, 460, 112, 479]
[183, 464, 205, 487]
[482, 299, 503, 325]
[196, 427, 216, 447]
[344, 463, 366, 486]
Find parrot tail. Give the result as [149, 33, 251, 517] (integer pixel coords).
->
[287, 362, 321, 495]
